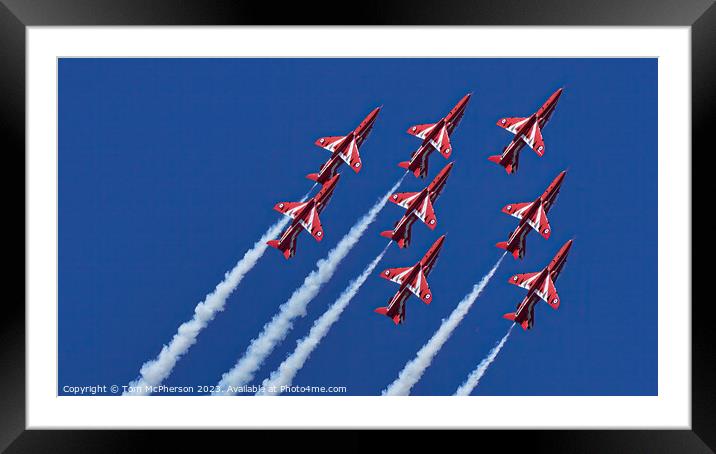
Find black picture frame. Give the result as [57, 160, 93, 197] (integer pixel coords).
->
[3, 0, 708, 451]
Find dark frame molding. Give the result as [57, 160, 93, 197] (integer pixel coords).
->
[4, 0, 708, 451]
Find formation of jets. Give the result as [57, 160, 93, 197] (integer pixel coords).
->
[267, 88, 573, 330]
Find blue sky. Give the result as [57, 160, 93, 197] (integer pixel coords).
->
[58, 58, 657, 396]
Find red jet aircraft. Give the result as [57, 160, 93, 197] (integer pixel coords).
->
[503, 239, 573, 330]
[399, 93, 471, 179]
[380, 162, 453, 248]
[496, 170, 566, 259]
[488, 88, 563, 174]
[307, 107, 382, 184]
[267, 174, 340, 259]
[375, 235, 446, 325]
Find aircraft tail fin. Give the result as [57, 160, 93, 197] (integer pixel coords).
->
[398, 161, 411, 170]
[374, 307, 400, 324]
[503, 313, 529, 330]
[306, 173, 320, 182]
[380, 230, 394, 240]
[488, 155, 513, 174]
[267, 239, 293, 260]
[496, 241, 522, 259]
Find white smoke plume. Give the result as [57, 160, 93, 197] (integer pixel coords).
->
[213, 175, 406, 395]
[257, 242, 392, 395]
[454, 324, 514, 396]
[382, 253, 506, 396]
[124, 186, 315, 396]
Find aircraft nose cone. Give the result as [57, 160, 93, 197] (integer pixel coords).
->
[433, 235, 447, 249]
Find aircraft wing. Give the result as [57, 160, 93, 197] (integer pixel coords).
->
[389, 191, 420, 209]
[522, 123, 545, 156]
[526, 203, 551, 239]
[535, 275, 560, 309]
[502, 202, 533, 220]
[315, 135, 346, 151]
[406, 268, 433, 304]
[508, 272, 541, 291]
[336, 136, 362, 172]
[273, 201, 308, 219]
[413, 196, 437, 229]
[497, 117, 528, 134]
[297, 206, 324, 242]
[428, 124, 452, 158]
[380, 266, 414, 286]
[407, 123, 437, 139]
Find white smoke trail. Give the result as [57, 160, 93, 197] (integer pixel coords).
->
[382, 253, 506, 396]
[124, 186, 316, 396]
[454, 324, 514, 396]
[257, 242, 392, 395]
[214, 174, 406, 395]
